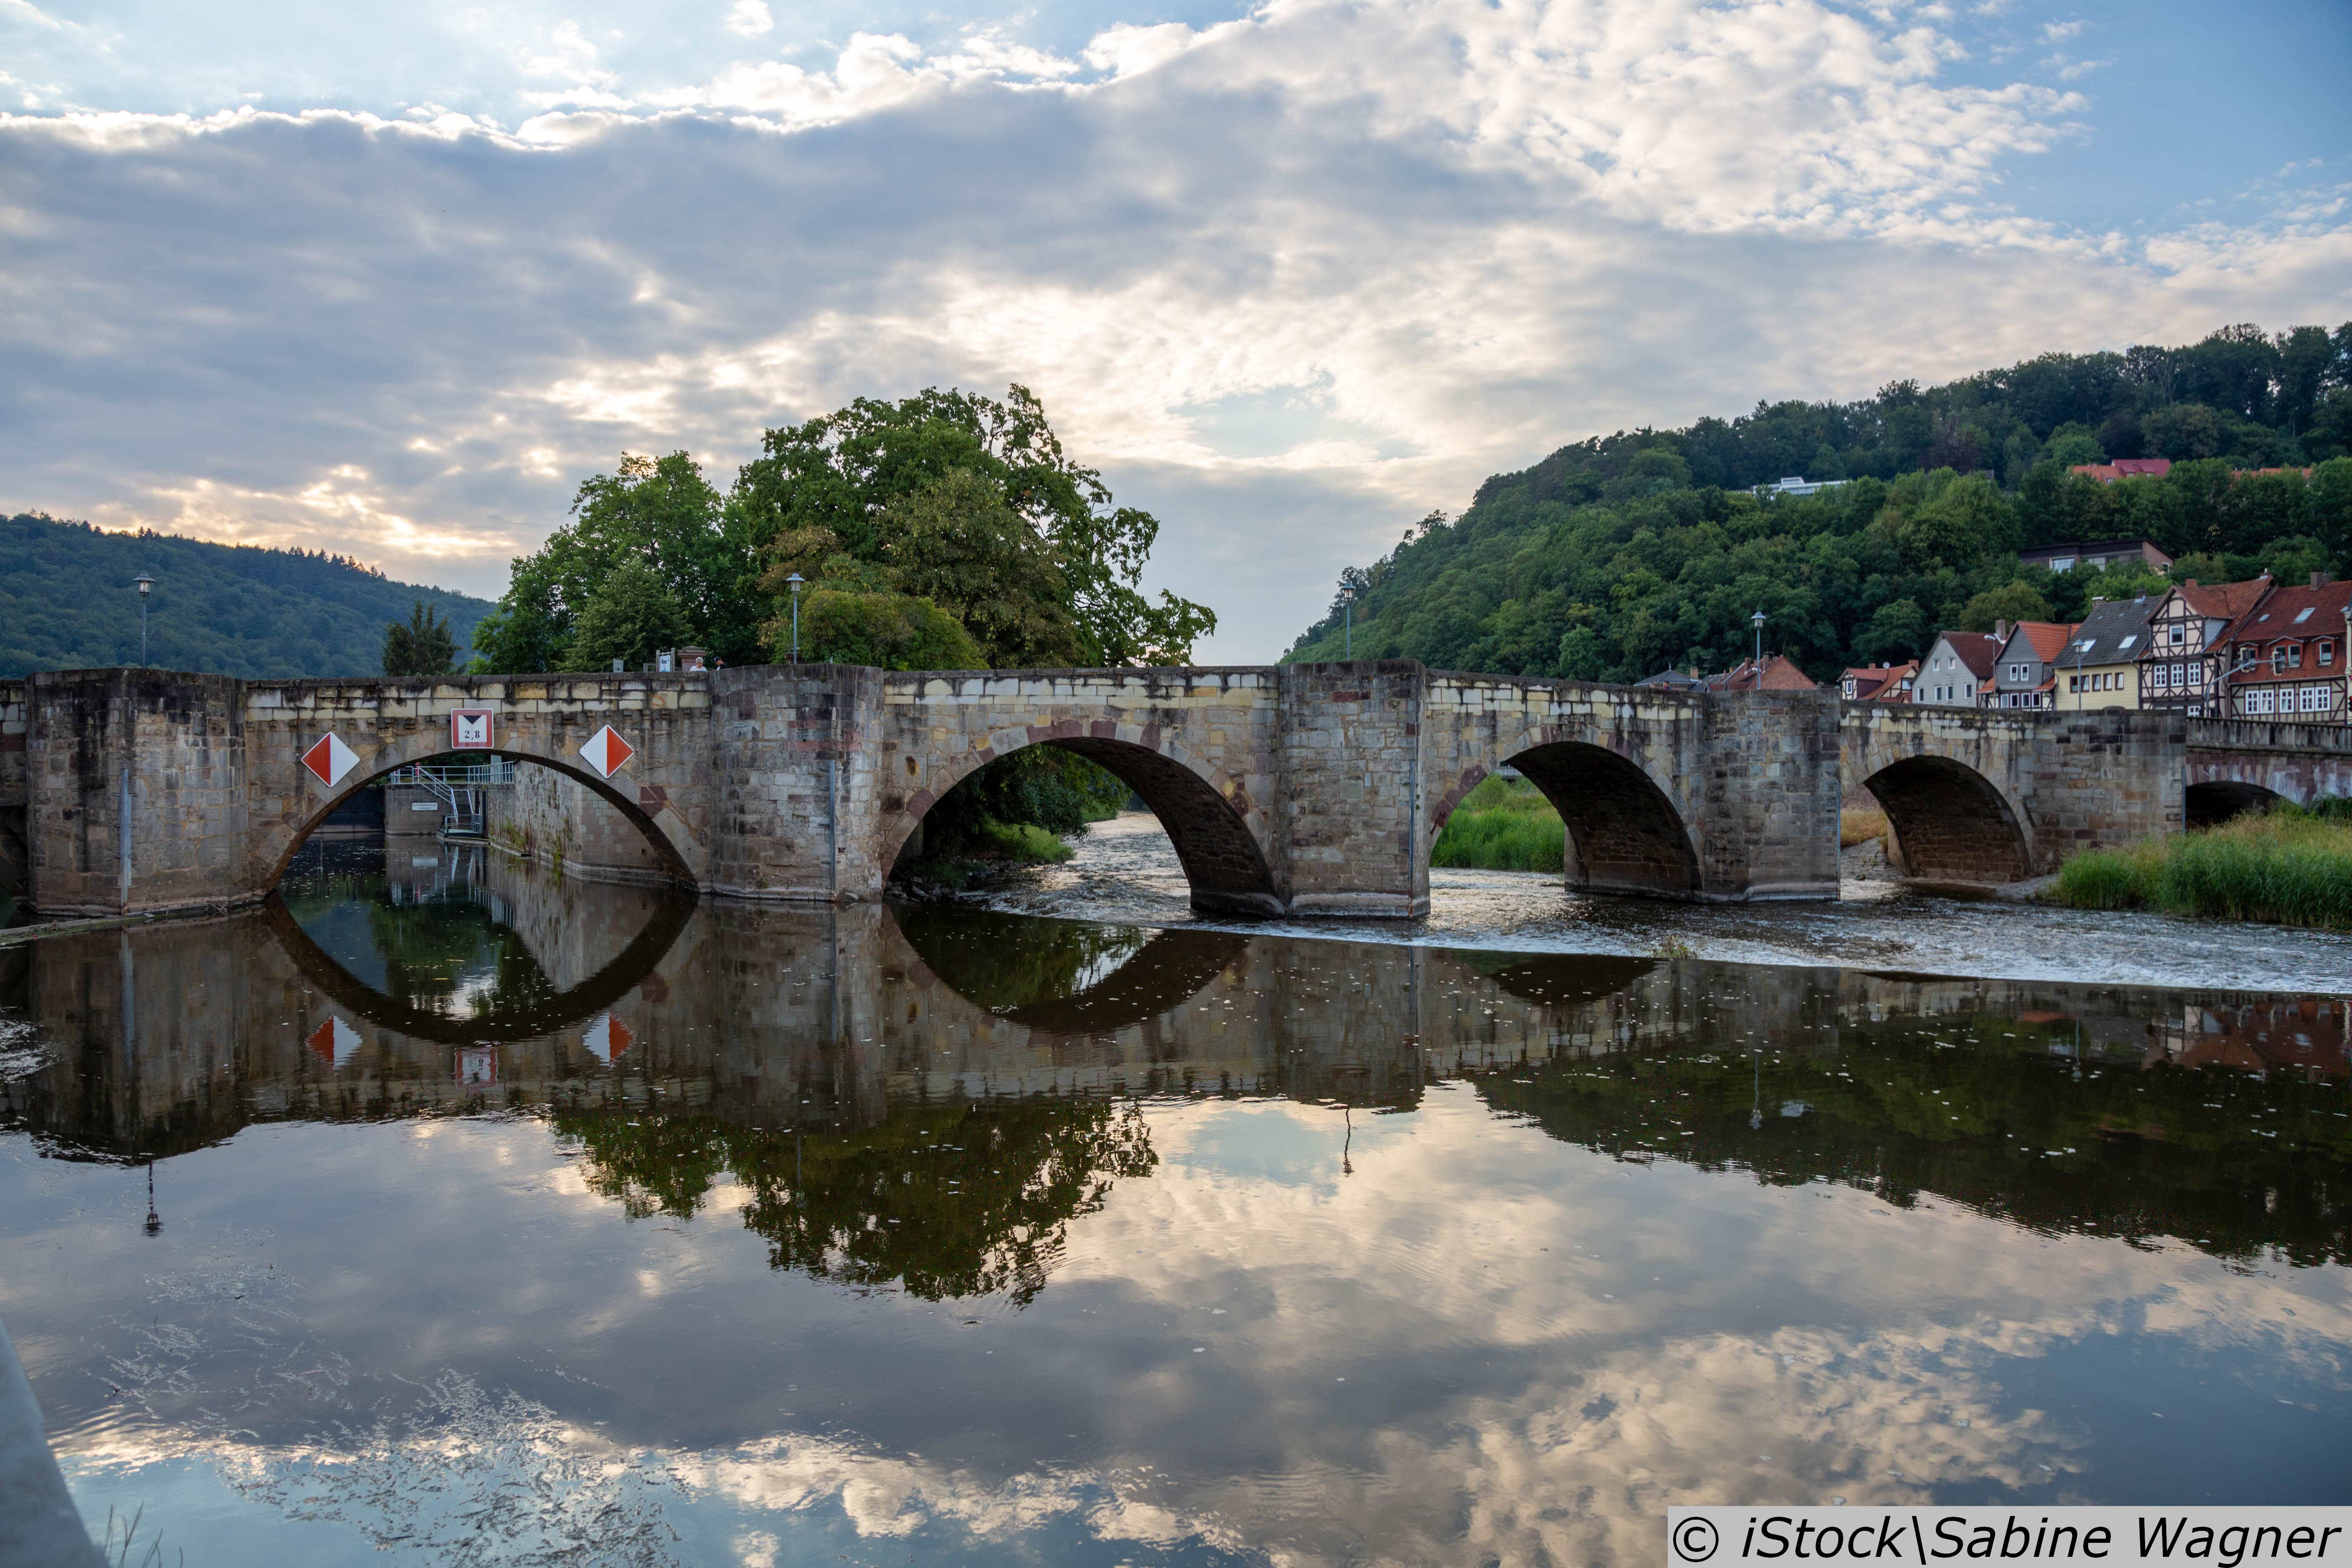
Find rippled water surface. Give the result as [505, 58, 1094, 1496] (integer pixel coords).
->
[2, 827, 2349, 1566]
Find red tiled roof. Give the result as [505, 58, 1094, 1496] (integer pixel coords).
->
[2069, 458, 2172, 484]
[1841, 661, 1918, 701]
[2012, 621, 2077, 662]
[2219, 580, 2352, 669]
[1707, 653, 1817, 692]
[2177, 577, 2272, 623]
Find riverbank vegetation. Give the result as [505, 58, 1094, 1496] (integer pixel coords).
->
[1841, 807, 1890, 847]
[2049, 803, 2352, 928]
[1431, 776, 1567, 871]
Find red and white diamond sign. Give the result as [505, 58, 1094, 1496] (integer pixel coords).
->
[306, 1015, 360, 1068]
[449, 708, 495, 749]
[579, 724, 635, 778]
[300, 732, 360, 787]
[583, 1013, 635, 1065]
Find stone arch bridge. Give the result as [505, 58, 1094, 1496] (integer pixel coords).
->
[5, 662, 2349, 918]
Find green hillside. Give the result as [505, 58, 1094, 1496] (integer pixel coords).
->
[1287, 323, 2352, 681]
[0, 512, 493, 679]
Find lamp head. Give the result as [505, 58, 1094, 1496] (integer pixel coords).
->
[134, 573, 156, 598]
[1750, 609, 1765, 629]
[785, 572, 805, 594]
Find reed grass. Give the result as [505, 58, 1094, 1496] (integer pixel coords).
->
[1840, 807, 1889, 847]
[1432, 776, 1567, 871]
[2049, 803, 2352, 928]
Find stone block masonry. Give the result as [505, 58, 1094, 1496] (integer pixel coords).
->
[16, 660, 2312, 918]
[0, 679, 26, 909]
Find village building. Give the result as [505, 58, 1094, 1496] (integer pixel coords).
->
[2016, 538, 2174, 575]
[1704, 654, 1816, 692]
[1915, 631, 1999, 707]
[2216, 575, 2352, 720]
[2139, 576, 2271, 715]
[1991, 620, 2077, 710]
[1838, 661, 1917, 702]
[2067, 458, 2174, 484]
[2051, 596, 2159, 711]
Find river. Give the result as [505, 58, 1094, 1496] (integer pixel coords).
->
[0, 822, 2346, 1566]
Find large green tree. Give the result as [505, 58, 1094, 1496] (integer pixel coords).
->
[733, 385, 1214, 666]
[382, 599, 458, 677]
[567, 559, 692, 672]
[473, 451, 763, 673]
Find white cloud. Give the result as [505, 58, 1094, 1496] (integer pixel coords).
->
[724, 0, 773, 38]
[0, 0, 2346, 649]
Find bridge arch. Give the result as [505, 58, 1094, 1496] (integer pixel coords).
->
[1858, 755, 2033, 886]
[262, 878, 698, 1044]
[260, 734, 703, 891]
[2186, 779, 2286, 828]
[882, 729, 1283, 916]
[1429, 734, 1701, 897]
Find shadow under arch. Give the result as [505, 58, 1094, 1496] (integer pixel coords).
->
[1435, 741, 1701, 897]
[261, 883, 698, 1044]
[1447, 951, 1659, 1011]
[1861, 755, 2031, 885]
[2188, 780, 2285, 829]
[266, 747, 697, 891]
[889, 735, 1282, 916]
[890, 904, 1247, 1035]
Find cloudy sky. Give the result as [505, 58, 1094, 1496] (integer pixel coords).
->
[2, 0, 2347, 659]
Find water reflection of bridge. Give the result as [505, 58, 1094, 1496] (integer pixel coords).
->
[4, 848, 2347, 1275]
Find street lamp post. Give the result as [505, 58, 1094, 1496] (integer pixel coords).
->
[133, 574, 156, 666]
[785, 573, 805, 664]
[1750, 609, 1766, 689]
[1344, 583, 1356, 660]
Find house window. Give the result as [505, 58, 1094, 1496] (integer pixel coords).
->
[2323, 640, 2336, 667]
[2249, 687, 2276, 715]
[2274, 647, 2290, 674]
[2302, 685, 2331, 713]
[2188, 663, 2203, 688]
[2292, 645, 2305, 669]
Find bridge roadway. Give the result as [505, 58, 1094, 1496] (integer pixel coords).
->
[5, 661, 2351, 918]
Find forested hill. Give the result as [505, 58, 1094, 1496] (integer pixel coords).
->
[0, 513, 493, 679]
[1285, 322, 2352, 681]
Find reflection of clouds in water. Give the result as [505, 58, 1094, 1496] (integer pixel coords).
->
[40, 1090, 2351, 1566]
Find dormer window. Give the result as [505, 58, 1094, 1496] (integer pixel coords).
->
[2274, 647, 2289, 674]
[2323, 640, 2335, 667]
[2292, 644, 2305, 668]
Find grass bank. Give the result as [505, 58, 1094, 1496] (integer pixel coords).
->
[1432, 776, 1566, 871]
[1840, 807, 1889, 847]
[2048, 803, 2352, 929]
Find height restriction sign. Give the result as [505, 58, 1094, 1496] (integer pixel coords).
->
[450, 708, 495, 749]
